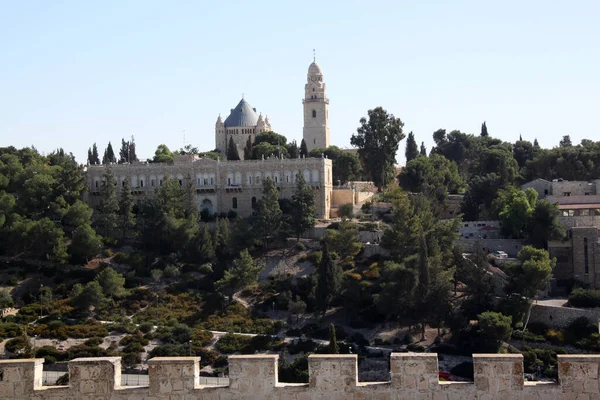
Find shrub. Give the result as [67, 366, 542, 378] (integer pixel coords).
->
[0, 322, 22, 338]
[477, 311, 512, 348]
[56, 373, 69, 385]
[338, 203, 354, 219]
[407, 343, 425, 352]
[6, 336, 29, 353]
[295, 242, 306, 251]
[104, 249, 114, 257]
[565, 316, 597, 344]
[279, 355, 309, 383]
[215, 333, 252, 354]
[112, 252, 128, 264]
[164, 265, 181, 278]
[308, 251, 322, 266]
[150, 344, 187, 357]
[569, 289, 600, 308]
[122, 352, 142, 367]
[192, 329, 213, 347]
[450, 362, 474, 380]
[123, 342, 145, 354]
[120, 334, 149, 347]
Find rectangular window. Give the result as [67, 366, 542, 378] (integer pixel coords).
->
[151, 179, 155, 187]
[228, 178, 231, 185]
[95, 181, 98, 188]
[563, 192, 571, 196]
[580, 209, 590, 216]
[568, 210, 575, 216]
[204, 178, 208, 185]
[140, 180, 144, 188]
[595, 209, 600, 216]
[159, 179, 163, 186]
[210, 177, 214, 185]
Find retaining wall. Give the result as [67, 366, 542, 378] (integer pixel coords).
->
[529, 303, 600, 329]
[1, 353, 600, 399]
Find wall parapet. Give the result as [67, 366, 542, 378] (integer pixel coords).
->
[1, 353, 599, 399]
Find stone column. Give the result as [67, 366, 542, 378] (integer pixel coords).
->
[0, 358, 43, 398]
[473, 354, 523, 395]
[308, 354, 357, 392]
[228, 354, 278, 396]
[148, 357, 200, 395]
[558, 354, 600, 395]
[390, 353, 439, 391]
[69, 357, 121, 396]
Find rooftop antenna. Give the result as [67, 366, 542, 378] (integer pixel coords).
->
[182, 130, 186, 148]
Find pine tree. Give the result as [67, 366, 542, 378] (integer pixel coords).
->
[480, 121, 489, 137]
[243, 136, 253, 160]
[327, 323, 339, 354]
[291, 173, 316, 240]
[227, 137, 240, 160]
[87, 148, 93, 165]
[519, 134, 523, 141]
[405, 131, 419, 163]
[420, 142, 427, 156]
[215, 249, 264, 302]
[96, 167, 119, 237]
[197, 223, 216, 261]
[118, 178, 135, 238]
[91, 143, 100, 164]
[315, 241, 341, 315]
[533, 138, 540, 148]
[300, 139, 309, 158]
[255, 178, 282, 247]
[417, 234, 430, 340]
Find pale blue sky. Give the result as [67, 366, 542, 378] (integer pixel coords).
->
[1, 1, 599, 165]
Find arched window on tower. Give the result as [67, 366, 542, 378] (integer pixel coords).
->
[312, 110, 316, 118]
[251, 197, 257, 209]
[232, 197, 238, 209]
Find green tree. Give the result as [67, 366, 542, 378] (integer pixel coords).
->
[215, 249, 264, 302]
[102, 142, 116, 164]
[405, 131, 419, 163]
[300, 139, 308, 158]
[196, 223, 216, 261]
[227, 136, 241, 161]
[290, 173, 316, 240]
[375, 259, 418, 320]
[95, 267, 126, 299]
[350, 107, 405, 190]
[118, 178, 135, 238]
[69, 224, 102, 264]
[338, 203, 354, 219]
[492, 187, 538, 239]
[243, 137, 253, 160]
[153, 144, 174, 163]
[559, 135, 572, 147]
[91, 143, 100, 165]
[381, 193, 421, 260]
[287, 140, 299, 159]
[119, 138, 130, 164]
[526, 199, 565, 249]
[325, 219, 363, 261]
[254, 178, 282, 246]
[477, 311, 512, 349]
[87, 148, 93, 165]
[480, 121, 489, 137]
[506, 246, 555, 300]
[76, 281, 105, 311]
[315, 242, 341, 315]
[95, 167, 119, 237]
[155, 175, 186, 218]
[327, 324, 339, 354]
[254, 131, 288, 147]
[62, 200, 93, 235]
[309, 146, 364, 184]
[420, 142, 427, 156]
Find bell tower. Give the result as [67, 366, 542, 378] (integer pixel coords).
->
[303, 56, 330, 152]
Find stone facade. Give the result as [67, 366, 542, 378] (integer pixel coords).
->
[303, 60, 330, 152]
[3, 354, 600, 399]
[86, 155, 333, 219]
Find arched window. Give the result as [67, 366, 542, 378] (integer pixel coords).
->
[312, 110, 316, 118]
[232, 197, 238, 209]
[252, 197, 257, 209]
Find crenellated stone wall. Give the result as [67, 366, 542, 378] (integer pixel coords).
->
[2, 353, 600, 399]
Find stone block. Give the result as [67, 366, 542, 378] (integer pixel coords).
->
[0, 358, 43, 396]
[391, 353, 439, 390]
[473, 354, 524, 392]
[148, 357, 200, 394]
[308, 354, 357, 391]
[228, 354, 279, 394]
[69, 357, 120, 396]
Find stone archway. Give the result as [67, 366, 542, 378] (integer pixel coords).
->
[201, 199, 214, 214]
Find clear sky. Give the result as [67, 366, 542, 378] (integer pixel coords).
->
[1, 1, 599, 165]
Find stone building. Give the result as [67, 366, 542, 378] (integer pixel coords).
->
[522, 178, 600, 290]
[87, 154, 332, 218]
[215, 98, 272, 160]
[87, 59, 334, 219]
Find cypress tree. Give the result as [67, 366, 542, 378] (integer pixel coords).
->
[91, 143, 100, 164]
[480, 121, 489, 137]
[405, 131, 419, 163]
[96, 166, 119, 237]
[420, 142, 427, 157]
[102, 142, 116, 164]
[291, 173, 316, 241]
[119, 138, 129, 164]
[300, 139, 309, 158]
[243, 136, 253, 160]
[288, 140, 299, 159]
[87, 148, 93, 165]
[315, 241, 341, 315]
[255, 178, 282, 246]
[227, 137, 240, 160]
[129, 136, 138, 162]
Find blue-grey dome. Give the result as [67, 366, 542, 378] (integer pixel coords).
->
[223, 98, 259, 128]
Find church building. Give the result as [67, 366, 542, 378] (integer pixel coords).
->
[86, 59, 334, 219]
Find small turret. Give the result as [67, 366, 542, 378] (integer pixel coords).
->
[216, 114, 224, 127]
